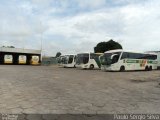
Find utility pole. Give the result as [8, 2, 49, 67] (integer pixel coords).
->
[40, 21, 43, 62]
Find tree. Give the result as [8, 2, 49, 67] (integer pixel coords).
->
[94, 39, 123, 53]
[10, 46, 15, 48]
[55, 52, 62, 58]
[2, 46, 15, 48]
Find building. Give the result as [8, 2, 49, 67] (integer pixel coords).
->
[0, 47, 41, 65]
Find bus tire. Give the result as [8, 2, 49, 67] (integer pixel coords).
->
[120, 66, 125, 72]
[145, 66, 149, 71]
[90, 64, 94, 70]
[149, 66, 152, 71]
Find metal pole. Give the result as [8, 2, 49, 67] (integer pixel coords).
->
[40, 21, 43, 62]
[41, 31, 43, 61]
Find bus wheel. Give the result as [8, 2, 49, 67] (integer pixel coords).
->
[149, 66, 152, 71]
[145, 66, 149, 71]
[120, 66, 125, 72]
[90, 64, 94, 70]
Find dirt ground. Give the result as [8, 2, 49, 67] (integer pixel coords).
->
[0, 65, 160, 114]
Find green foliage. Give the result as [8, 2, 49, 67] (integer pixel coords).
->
[94, 39, 123, 53]
[9, 46, 15, 48]
[56, 52, 62, 58]
[2, 46, 15, 48]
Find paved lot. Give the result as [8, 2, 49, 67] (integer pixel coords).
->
[0, 65, 160, 114]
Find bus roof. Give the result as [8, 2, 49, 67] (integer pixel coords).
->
[77, 52, 103, 55]
[104, 49, 157, 55]
[104, 49, 123, 53]
[64, 54, 76, 56]
[60, 54, 76, 56]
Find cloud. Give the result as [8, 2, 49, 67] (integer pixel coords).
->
[76, 0, 106, 9]
[0, 0, 48, 49]
[45, 8, 124, 53]
[44, 0, 160, 55]
[119, 0, 160, 51]
[0, 0, 160, 56]
[31, 0, 52, 4]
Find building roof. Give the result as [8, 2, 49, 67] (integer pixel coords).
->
[0, 47, 41, 54]
[104, 49, 157, 55]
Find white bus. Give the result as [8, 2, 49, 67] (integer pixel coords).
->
[19, 55, 27, 64]
[76, 53, 103, 69]
[57, 55, 65, 67]
[30, 55, 40, 65]
[4, 55, 13, 64]
[63, 55, 76, 68]
[100, 49, 158, 71]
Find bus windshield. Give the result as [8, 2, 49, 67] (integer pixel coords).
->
[61, 57, 65, 64]
[101, 52, 121, 65]
[64, 56, 69, 64]
[76, 54, 89, 64]
[64, 55, 75, 64]
[68, 55, 74, 64]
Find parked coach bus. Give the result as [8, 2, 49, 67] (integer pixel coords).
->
[57, 55, 65, 67]
[63, 55, 76, 68]
[30, 56, 40, 65]
[19, 55, 27, 64]
[76, 53, 103, 69]
[100, 49, 158, 71]
[4, 55, 13, 64]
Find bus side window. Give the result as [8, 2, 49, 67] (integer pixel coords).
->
[112, 55, 120, 64]
[146, 54, 157, 60]
[90, 54, 95, 59]
[121, 52, 128, 59]
[152, 55, 157, 60]
[74, 56, 76, 62]
[68, 55, 74, 63]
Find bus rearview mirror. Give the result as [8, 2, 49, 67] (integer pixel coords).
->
[111, 54, 118, 59]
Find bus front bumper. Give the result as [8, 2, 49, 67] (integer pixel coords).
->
[64, 64, 75, 68]
[101, 65, 113, 71]
[76, 64, 89, 69]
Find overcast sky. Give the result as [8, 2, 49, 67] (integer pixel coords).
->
[0, 0, 160, 56]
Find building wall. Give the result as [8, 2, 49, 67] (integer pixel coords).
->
[0, 47, 41, 54]
[0, 52, 41, 65]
